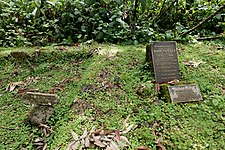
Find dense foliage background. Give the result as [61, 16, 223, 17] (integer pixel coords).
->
[0, 0, 224, 46]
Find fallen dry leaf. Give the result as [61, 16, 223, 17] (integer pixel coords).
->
[120, 136, 131, 145]
[42, 143, 47, 150]
[67, 126, 133, 150]
[56, 46, 68, 51]
[91, 127, 104, 135]
[87, 48, 99, 58]
[21, 146, 27, 150]
[49, 78, 76, 94]
[6, 81, 25, 92]
[99, 130, 105, 136]
[109, 141, 120, 150]
[92, 135, 105, 148]
[71, 130, 79, 141]
[90, 126, 96, 133]
[85, 137, 90, 148]
[221, 86, 225, 95]
[33, 142, 44, 146]
[80, 139, 85, 150]
[49, 86, 63, 94]
[25, 76, 40, 85]
[136, 146, 152, 150]
[94, 140, 106, 148]
[106, 134, 115, 139]
[167, 79, 179, 85]
[54, 147, 61, 150]
[66, 141, 75, 150]
[114, 137, 128, 149]
[157, 142, 166, 150]
[115, 130, 120, 140]
[34, 137, 43, 143]
[122, 124, 134, 134]
[80, 128, 88, 139]
[101, 137, 112, 142]
[71, 141, 80, 150]
[106, 145, 112, 150]
[183, 60, 204, 68]
[122, 114, 130, 130]
[155, 84, 160, 93]
[99, 69, 108, 78]
[15, 88, 39, 97]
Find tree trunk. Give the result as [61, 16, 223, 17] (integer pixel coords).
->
[180, 4, 225, 36]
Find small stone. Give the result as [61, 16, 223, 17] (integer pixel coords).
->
[28, 106, 54, 125]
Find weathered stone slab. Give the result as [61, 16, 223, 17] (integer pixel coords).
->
[24, 92, 59, 106]
[151, 41, 180, 83]
[168, 84, 203, 103]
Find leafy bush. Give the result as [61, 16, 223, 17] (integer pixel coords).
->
[0, 0, 224, 46]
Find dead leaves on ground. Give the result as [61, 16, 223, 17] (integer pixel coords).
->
[80, 80, 122, 94]
[183, 60, 205, 68]
[87, 48, 100, 58]
[49, 77, 77, 94]
[128, 59, 140, 69]
[136, 146, 152, 150]
[6, 81, 25, 92]
[33, 137, 47, 150]
[32, 124, 53, 150]
[6, 77, 40, 92]
[15, 88, 39, 97]
[56, 46, 68, 51]
[5, 76, 77, 95]
[70, 99, 92, 115]
[151, 122, 168, 150]
[67, 125, 134, 150]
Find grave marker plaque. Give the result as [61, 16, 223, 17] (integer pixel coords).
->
[168, 85, 203, 103]
[151, 41, 179, 83]
[24, 92, 59, 106]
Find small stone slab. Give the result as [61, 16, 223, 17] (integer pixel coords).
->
[168, 85, 203, 103]
[10, 51, 30, 60]
[151, 41, 180, 83]
[24, 92, 59, 106]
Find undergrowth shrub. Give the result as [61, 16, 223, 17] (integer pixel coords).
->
[0, 0, 224, 46]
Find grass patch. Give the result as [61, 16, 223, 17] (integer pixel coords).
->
[0, 41, 224, 149]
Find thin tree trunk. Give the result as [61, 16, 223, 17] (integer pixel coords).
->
[133, 0, 139, 21]
[180, 4, 225, 36]
[154, 0, 177, 23]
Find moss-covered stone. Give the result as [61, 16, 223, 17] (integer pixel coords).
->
[28, 105, 54, 125]
[145, 44, 153, 71]
[159, 83, 171, 102]
[159, 82, 197, 102]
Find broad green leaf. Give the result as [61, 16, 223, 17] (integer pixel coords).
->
[32, 7, 38, 16]
[46, 1, 56, 6]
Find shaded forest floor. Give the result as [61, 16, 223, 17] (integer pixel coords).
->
[0, 40, 225, 150]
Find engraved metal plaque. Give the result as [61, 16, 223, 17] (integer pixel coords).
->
[168, 85, 203, 103]
[151, 41, 179, 83]
[24, 92, 59, 105]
